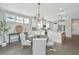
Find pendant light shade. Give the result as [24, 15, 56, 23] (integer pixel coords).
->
[37, 3, 43, 22]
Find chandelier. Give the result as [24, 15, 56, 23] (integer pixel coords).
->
[37, 3, 43, 22]
[58, 8, 66, 20]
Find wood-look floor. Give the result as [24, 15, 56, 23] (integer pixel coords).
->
[0, 35, 79, 55]
[48, 35, 79, 55]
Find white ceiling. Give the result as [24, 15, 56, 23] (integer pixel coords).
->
[0, 3, 79, 21]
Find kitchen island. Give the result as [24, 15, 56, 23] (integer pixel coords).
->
[32, 35, 47, 55]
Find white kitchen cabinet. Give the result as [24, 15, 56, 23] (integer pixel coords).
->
[33, 38, 47, 55]
[53, 32, 65, 44]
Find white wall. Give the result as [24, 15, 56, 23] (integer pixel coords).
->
[72, 20, 79, 35]
[1, 22, 31, 43]
[0, 10, 32, 43]
[0, 10, 4, 17]
[65, 19, 72, 38]
[32, 18, 38, 27]
[4, 20, 31, 43]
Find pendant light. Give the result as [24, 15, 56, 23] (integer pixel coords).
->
[37, 3, 43, 22]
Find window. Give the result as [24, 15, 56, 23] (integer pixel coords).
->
[16, 16, 23, 23]
[5, 13, 30, 24]
[24, 18, 30, 24]
[5, 14, 15, 22]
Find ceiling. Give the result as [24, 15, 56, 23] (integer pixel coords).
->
[0, 3, 79, 21]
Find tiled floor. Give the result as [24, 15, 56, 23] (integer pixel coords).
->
[0, 35, 79, 55]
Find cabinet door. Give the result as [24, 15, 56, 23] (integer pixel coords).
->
[33, 38, 47, 55]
